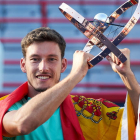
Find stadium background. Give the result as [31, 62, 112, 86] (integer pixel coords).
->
[0, 0, 140, 106]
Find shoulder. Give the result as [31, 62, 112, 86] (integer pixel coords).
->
[0, 94, 28, 112]
[8, 97, 28, 111]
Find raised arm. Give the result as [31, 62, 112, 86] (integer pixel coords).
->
[2, 51, 93, 137]
[106, 48, 140, 121]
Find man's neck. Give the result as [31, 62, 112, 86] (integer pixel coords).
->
[27, 83, 40, 98]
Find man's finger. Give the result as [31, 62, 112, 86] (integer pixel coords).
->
[106, 55, 113, 64]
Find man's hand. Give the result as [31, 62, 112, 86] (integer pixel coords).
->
[106, 48, 131, 76]
[107, 48, 140, 121]
[70, 50, 94, 82]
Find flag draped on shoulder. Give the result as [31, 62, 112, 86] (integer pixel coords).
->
[0, 82, 85, 140]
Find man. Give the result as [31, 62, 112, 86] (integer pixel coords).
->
[0, 27, 139, 140]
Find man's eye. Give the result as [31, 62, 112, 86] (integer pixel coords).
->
[49, 58, 56, 61]
[31, 58, 39, 62]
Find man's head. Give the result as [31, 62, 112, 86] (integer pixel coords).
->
[20, 27, 67, 96]
[21, 27, 66, 59]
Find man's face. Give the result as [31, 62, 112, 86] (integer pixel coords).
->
[20, 41, 67, 94]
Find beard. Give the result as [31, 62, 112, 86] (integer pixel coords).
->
[33, 87, 48, 93]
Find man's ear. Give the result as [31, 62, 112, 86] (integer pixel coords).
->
[20, 58, 26, 73]
[61, 58, 67, 73]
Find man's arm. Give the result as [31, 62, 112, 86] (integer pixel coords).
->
[106, 48, 140, 121]
[2, 50, 93, 137]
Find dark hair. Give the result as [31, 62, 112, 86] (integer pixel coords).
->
[21, 27, 66, 58]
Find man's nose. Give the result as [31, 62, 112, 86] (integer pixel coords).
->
[39, 59, 49, 73]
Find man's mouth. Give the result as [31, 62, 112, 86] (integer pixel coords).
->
[36, 76, 50, 80]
